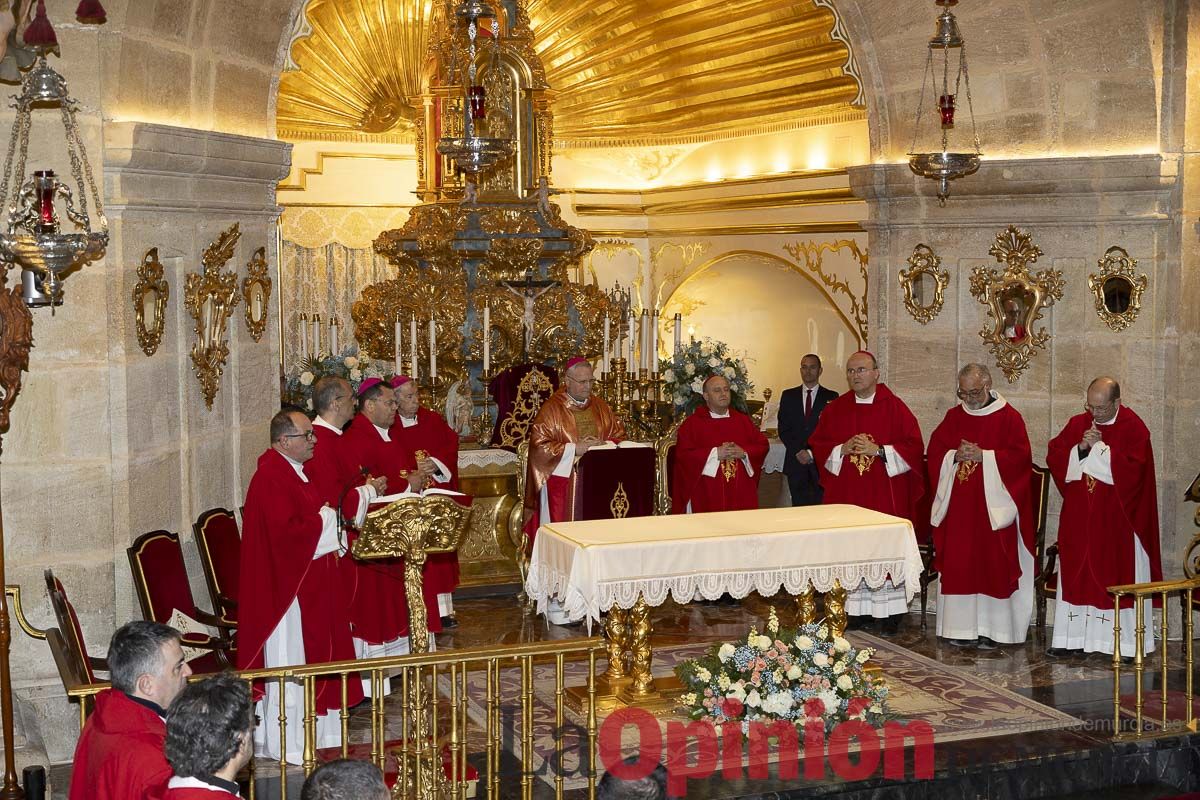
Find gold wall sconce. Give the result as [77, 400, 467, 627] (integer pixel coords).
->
[242, 246, 271, 343]
[969, 226, 1064, 382]
[132, 248, 169, 356]
[185, 223, 242, 409]
[898, 243, 948, 324]
[1088, 246, 1146, 332]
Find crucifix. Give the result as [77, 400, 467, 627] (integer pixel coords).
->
[500, 269, 559, 361]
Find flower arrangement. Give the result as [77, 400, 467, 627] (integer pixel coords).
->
[660, 337, 754, 415]
[675, 609, 888, 730]
[282, 346, 387, 411]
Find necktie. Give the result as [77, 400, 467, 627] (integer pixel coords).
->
[805, 388, 813, 418]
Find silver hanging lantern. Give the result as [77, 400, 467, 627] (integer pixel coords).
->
[0, 55, 108, 309]
[907, 0, 981, 205]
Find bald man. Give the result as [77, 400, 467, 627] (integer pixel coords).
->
[1046, 377, 1162, 656]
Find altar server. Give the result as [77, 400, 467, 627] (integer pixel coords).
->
[523, 357, 625, 543]
[808, 350, 925, 632]
[390, 374, 462, 628]
[672, 374, 770, 513]
[1046, 377, 1162, 656]
[238, 409, 361, 763]
[927, 364, 1035, 648]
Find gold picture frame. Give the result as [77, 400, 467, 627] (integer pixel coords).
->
[185, 224, 242, 409]
[132, 248, 169, 356]
[1088, 246, 1146, 332]
[242, 246, 271, 343]
[898, 243, 948, 324]
[969, 226, 1065, 383]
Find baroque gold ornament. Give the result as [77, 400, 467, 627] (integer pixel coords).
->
[185, 224, 242, 409]
[241, 246, 271, 343]
[132, 248, 168, 356]
[898, 243, 948, 325]
[1088, 246, 1146, 333]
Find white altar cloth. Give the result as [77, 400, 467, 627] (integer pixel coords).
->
[526, 504, 922, 626]
[457, 448, 518, 469]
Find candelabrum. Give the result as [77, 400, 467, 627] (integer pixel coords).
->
[474, 368, 498, 445]
[601, 358, 630, 419]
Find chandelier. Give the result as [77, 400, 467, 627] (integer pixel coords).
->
[0, 55, 108, 308]
[907, 0, 981, 205]
[435, 0, 514, 177]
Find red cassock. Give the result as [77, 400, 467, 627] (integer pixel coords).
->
[808, 383, 926, 524]
[926, 401, 1034, 599]
[1046, 407, 1162, 611]
[68, 689, 171, 800]
[391, 408, 463, 600]
[237, 448, 363, 711]
[342, 415, 442, 635]
[671, 407, 770, 514]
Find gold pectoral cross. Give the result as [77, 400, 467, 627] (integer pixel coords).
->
[956, 460, 978, 483]
[721, 459, 738, 481]
[849, 433, 878, 476]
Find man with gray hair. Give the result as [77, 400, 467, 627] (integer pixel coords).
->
[301, 759, 389, 800]
[926, 364, 1035, 648]
[68, 620, 192, 800]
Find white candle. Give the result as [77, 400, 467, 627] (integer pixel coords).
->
[394, 317, 403, 374]
[674, 313, 682, 354]
[410, 315, 419, 381]
[640, 310, 649, 371]
[299, 313, 309, 359]
[602, 315, 610, 375]
[329, 318, 339, 354]
[429, 317, 437, 379]
[651, 311, 659, 375]
[483, 303, 491, 373]
[312, 313, 322, 355]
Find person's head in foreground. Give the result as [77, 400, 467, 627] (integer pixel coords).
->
[108, 620, 191, 710]
[301, 759, 389, 800]
[165, 673, 255, 783]
[597, 756, 668, 800]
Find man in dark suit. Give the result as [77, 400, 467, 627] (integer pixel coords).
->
[778, 353, 839, 506]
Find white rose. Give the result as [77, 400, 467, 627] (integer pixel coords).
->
[837, 675, 853, 691]
[726, 685, 746, 702]
[794, 635, 814, 650]
[753, 635, 773, 651]
[343, 356, 359, 368]
[786, 665, 803, 680]
[708, 356, 721, 368]
[833, 661, 847, 675]
[299, 371, 315, 386]
[695, 667, 711, 682]
[856, 649, 872, 664]
[718, 644, 736, 663]
[350, 368, 363, 380]
[723, 365, 735, 378]
[690, 378, 704, 394]
[834, 637, 851, 653]
[745, 689, 762, 708]
[663, 369, 675, 382]
[685, 363, 695, 376]
[813, 653, 829, 667]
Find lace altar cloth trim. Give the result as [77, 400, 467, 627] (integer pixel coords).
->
[762, 441, 786, 474]
[526, 560, 915, 627]
[458, 448, 519, 469]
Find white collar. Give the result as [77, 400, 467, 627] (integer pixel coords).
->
[803, 383, 819, 392]
[313, 415, 343, 435]
[708, 409, 730, 418]
[278, 450, 308, 482]
[398, 414, 419, 428]
[372, 423, 392, 442]
[961, 391, 1008, 416]
[166, 775, 240, 797]
[854, 392, 876, 404]
[1097, 409, 1119, 426]
[565, 393, 589, 409]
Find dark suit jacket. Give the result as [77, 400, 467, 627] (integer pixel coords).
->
[778, 384, 839, 479]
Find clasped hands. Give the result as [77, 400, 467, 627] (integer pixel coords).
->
[718, 442, 747, 461]
[405, 457, 440, 492]
[575, 435, 604, 455]
[843, 434, 883, 458]
[954, 440, 983, 463]
[1080, 423, 1102, 452]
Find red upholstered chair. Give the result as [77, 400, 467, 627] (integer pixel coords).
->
[44, 569, 108, 685]
[1030, 464, 1055, 631]
[126, 530, 235, 673]
[192, 508, 240, 626]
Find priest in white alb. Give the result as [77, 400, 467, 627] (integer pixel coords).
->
[926, 364, 1035, 649]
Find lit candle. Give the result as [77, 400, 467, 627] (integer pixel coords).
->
[482, 303, 491, 373]
[312, 313, 322, 355]
[688, 324, 696, 344]
[329, 317, 339, 354]
[410, 314, 419, 381]
[674, 313, 682, 354]
[429, 317, 437, 379]
[394, 316, 403, 374]
[299, 312, 309, 359]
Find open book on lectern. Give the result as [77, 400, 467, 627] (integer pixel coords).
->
[586, 440, 653, 450]
[369, 487, 467, 505]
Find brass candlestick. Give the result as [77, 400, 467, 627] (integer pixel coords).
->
[475, 368, 498, 445]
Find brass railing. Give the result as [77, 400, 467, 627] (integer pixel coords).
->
[1108, 576, 1199, 740]
[58, 635, 604, 800]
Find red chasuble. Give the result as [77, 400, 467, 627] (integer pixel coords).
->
[808, 383, 925, 524]
[926, 400, 1034, 598]
[237, 448, 362, 711]
[671, 407, 770, 514]
[1046, 406, 1162, 610]
[391, 407, 463, 599]
[342, 415, 441, 636]
[68, 689, 171, 800]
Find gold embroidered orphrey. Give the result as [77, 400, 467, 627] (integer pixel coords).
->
[132, 247, 169, 356]
[241, 246, 271, 343]
[898, 243, 949, 325]
[956, 459, 978, 483]
[610, 482, 630, 518]
[185, 223, 242, 409]
[849, 433, 878, 476]
[1088, 245, 1147, 333]
[969, 226, 1065, 383]
[497, 368, 554, 448]
[721, 458, 738, 481]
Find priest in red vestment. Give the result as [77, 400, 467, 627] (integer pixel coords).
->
[927, 364, 1035, 648]
[808, 350, 925, 632]
[672, 374, 770, 514]
[1046, 377, 1162, 656]
[69, 620, 191, 800]
[163, 674, 255, 800]
[390, 375, 462, 628]
[342, 378, 442, 653]
[239, 408, 363, 763]
[523, 357, 626, 541]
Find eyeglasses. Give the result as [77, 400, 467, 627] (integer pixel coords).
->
[280, 431, 316, 442]
[956, 388, 988, 399]
[846, 366, 876, 376]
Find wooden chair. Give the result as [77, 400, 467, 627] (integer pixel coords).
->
[44, 570, 108, 684]
[192, 507, 240, 626]
[126, 530, 235, 673]
[1029, 464, 1054, 631]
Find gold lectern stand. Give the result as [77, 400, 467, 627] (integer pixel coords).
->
[353, 495, 475, 800]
